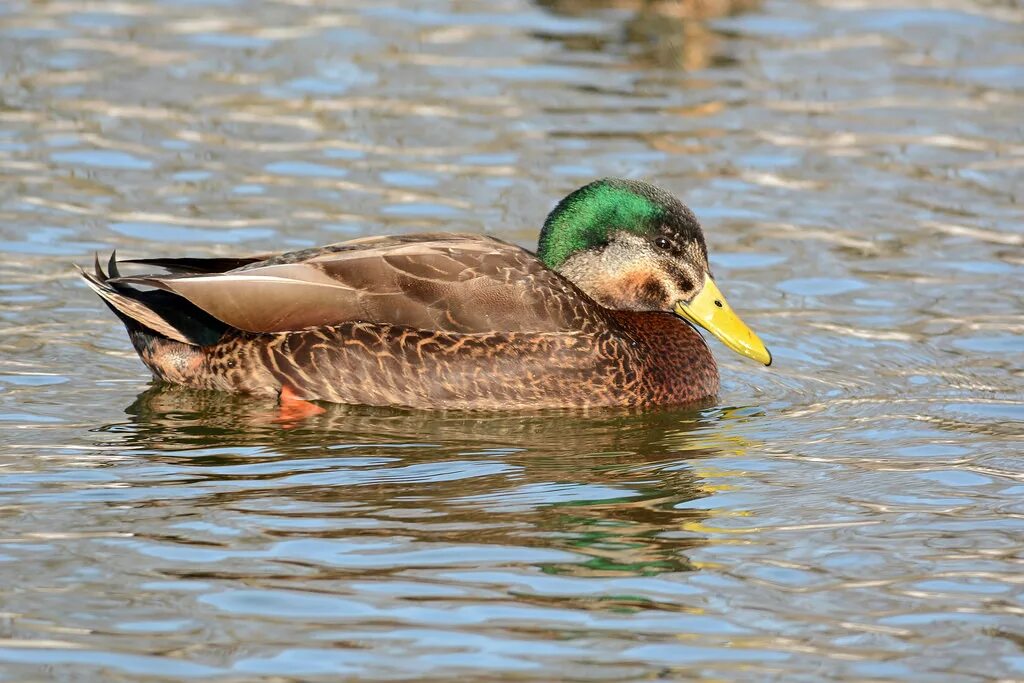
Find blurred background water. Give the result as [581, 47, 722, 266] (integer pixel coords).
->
[0, 0, 1022, 679]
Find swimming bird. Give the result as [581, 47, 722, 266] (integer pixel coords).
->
[80, 178, 771, 410]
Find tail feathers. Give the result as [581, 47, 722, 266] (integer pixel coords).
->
[106, 250, 122, 278]
[79, 253, 227, 346]
[122, 255, 268, 274]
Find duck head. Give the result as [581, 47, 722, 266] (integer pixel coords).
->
[538, 178, 772, 366]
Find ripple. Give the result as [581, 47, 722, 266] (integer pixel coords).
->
[50, 149, 153, 170]
[1, 0, 1023, 679]
[777, 277, 869, 296]
[264, 160, 350, 179]
[108, 221, 276, 243]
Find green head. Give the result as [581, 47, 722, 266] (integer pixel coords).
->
[537, 178, 709, 309]
[535, 177, 772, 366]
[538, 178, 689, 270]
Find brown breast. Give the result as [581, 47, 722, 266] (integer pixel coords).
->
[609, 310, 720, 405]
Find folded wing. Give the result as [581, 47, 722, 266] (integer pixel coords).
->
[112, 233, 600, 335]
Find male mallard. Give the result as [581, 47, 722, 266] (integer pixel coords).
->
[80, 178, 771, 410]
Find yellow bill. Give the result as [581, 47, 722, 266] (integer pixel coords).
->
[674, 274, 772, 366]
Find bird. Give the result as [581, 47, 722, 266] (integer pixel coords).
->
[79, 178, 771, 411]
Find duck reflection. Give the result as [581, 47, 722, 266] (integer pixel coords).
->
[535, 0, 760, 70]
[95, 386, 760, 578]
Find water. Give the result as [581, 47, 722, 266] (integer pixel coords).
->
[1, 0, 1022, 679]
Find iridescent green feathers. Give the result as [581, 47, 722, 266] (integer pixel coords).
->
[537, 178, 706, 269]
[538, 179, 661, 268]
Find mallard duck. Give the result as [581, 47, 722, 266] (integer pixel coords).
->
[80, 178, 770, 410]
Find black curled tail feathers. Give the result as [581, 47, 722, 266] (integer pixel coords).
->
[78, 252, 228, 346]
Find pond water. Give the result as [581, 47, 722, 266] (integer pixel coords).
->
[1, 0, 1022, 679]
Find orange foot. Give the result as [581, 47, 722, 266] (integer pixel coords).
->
[276, 385, 326, 423]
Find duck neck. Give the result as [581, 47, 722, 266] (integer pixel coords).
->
[611, 310, 720, 403]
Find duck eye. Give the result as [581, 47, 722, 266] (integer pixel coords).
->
[654, 237, 671, 250]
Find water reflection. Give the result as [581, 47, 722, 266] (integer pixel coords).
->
[89, 386, 760, 579]
[536, 0, 760, 69]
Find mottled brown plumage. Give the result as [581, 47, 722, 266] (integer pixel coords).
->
[79, 179, 770, 410]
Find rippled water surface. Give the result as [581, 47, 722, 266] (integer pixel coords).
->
[1, 0, 1023, 679]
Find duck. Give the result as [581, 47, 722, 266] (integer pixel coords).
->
[80, 178, 771, 411]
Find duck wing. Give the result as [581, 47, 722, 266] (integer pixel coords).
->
[111, 233, 603, 335]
